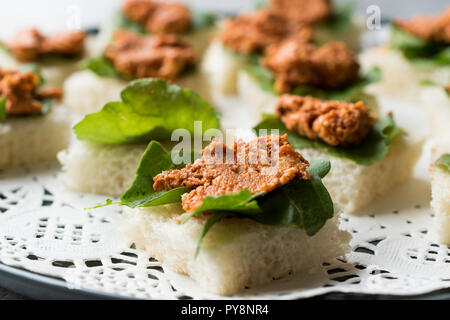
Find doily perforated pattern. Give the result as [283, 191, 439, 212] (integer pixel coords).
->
[0, 144, 449, 300]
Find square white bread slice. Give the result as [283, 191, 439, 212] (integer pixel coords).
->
[123, 204, 351, 296]
[420, 86, 450, 139]
[237, 70, 380, 120]
[0, 49, 83, 88]
[360, 46, 450, 101]
[58, 141, 147, 197]
[0, 105, 70, 169]
[201, 41, 248, 95]
[63, 69, 212, 115]
[430, 141, 450, 245]
[300, 134, 424, 215]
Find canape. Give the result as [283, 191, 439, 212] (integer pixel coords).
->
[254, 95, 424, 214]
[0, 28, 87, 87]
[64, 30, 212, 115]
[430, 141, 450, 245]
[202, 0, 363, 95]
[360, 9, 450, 100]
[237, 38, 380, 120]
[0, 68, 70, 169]
[58, 78, 220, 196]
[108, 134, 351, 296]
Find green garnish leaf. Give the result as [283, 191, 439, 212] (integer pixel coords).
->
[319, 0, 357, 32]
[391, 25, 450, 66]
[245, 58, 381, 103]
[73, 78, 220, 144]
[84, 55, 121, 78]
[120, 141, 191, 208]
[0, 97, 6, 121]
[191, 11, 217, 30]
[254, 113, 403, 165]
[181, 189, 263, 224]
[435, 154, 450, 173]
[114, 11, 146, 34]
[254, 160, 333, 236]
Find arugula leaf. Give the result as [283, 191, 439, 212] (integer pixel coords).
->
[0, 97, 6, 121]
[245, 58, 381, 103]
[435, 153, 450, 174]
[84, 55, 122, 78]
[254, 113, 403, 165]
[73, 78, 220, 144]
[391, 25, 450, 66]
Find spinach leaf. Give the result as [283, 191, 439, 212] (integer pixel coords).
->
[391, 25, 450, 66]
[254, 113, 403, 165]
[0, 97, 6, 121]
[73, 78, 220, 144]
[435, 153, 450, 173]
[84, 55, 122, 78]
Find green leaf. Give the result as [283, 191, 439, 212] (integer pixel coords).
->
[120, 140, 191, 208]
[245, 57, 381, 102]
[253, 160, 334, 236]
[181, 189, 263, 224]
[435, 153, 450, 174]
[114, 11, 146, 34]
[0, 97, 6, 121]
[319, 0, 357, 32]
[254, 113, 403, 165]
[114, 10, 216, 36]
[73, 78, 220, 144]
[84, 55, 121, 78]
[191, 11, 217, 31]
[390, 25, 450, 66]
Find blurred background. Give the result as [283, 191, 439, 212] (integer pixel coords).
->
[0, 0, 448, 38]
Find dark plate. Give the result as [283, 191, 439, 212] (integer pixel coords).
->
[1, 263, 449, 300]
